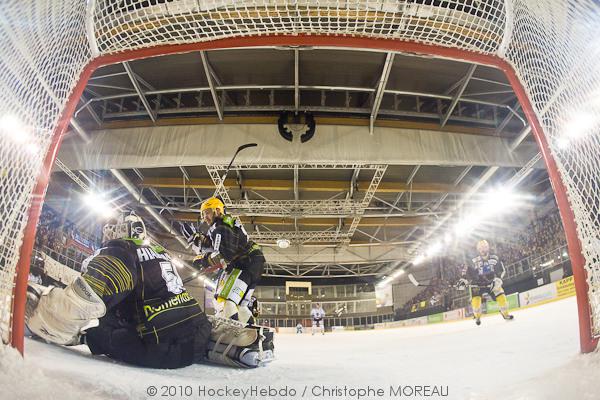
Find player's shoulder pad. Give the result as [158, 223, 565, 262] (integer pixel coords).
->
[222, 214, 235, 228]
[489, 254, 500, 261]
[471, 256, 480, 263]
[151, 244, 166, 254]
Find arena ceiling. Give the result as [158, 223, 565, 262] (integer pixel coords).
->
[46, 46, 551, 283]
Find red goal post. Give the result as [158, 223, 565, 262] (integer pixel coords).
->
[2, 0, 599, 354]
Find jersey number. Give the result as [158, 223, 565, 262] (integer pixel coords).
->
[159, 261, 184, 294]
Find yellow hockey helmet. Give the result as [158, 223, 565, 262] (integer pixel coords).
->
[200, 197, 225, 214]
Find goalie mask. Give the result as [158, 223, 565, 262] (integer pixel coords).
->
[103, 213, 147, 243]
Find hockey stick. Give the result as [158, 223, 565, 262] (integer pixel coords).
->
[197, 143, 258, 226]
[212, 143, 258, 198]
[407, 273, 463, 289]
[408, 273, 435, 287]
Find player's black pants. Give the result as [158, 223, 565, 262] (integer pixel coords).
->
[233, 252, 265, 288]
[85, 311, 212, 369]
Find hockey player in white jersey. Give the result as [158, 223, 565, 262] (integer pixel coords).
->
[311, 303, 326, 335]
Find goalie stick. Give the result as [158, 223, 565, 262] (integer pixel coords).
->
[212, 143, 258, 198]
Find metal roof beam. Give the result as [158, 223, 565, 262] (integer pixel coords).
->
[122, 62, 156, 122]
[294, 49, 299, 113]
[200, 51, 223, 120]
[293, 165, 299, 201]
[179, 166, 203, 207]
[110, 169, 185, 248]
[369, 53, 395, 134]
[345, 165, 387, 242]
[441, 64, 476, 127]
[77, 94, 102, 126]
[133, 168, 174, 216]
[69, 118, 90, 142]
[140, 177, 469, 194]
[370, 165, 420, 242]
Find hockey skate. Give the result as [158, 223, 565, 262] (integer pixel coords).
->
[501, 312, 514, 321]
[206, 315, 274, 368]
[474, 316, 481, 326]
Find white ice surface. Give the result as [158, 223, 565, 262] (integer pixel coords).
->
[3, 297, 599, 400]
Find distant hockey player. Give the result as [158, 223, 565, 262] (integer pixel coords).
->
[247, 296, 260, 325]
[459, 239, 514, 326]
[182, 197, 265, 325]
[26, 212, 273, 368]
[296, 323, 304, 334]
[311, 303, 326, 335]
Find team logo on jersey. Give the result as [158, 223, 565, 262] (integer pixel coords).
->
[143, 292, 194, 320]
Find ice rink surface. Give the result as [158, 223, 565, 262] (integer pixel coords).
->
[2, 296, 599, 400]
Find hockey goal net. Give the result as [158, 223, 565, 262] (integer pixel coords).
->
[1, 0, 599, 353]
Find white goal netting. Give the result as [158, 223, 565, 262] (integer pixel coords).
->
[0, 0, 599, 350]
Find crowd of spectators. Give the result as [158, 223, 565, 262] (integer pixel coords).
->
[400, 208, 568, 317]
[494, 210, 566, 265]
[33, 206, 100, 271]
[34, 208, 63, 254]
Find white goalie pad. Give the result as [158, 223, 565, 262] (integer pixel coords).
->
[206, 316, 274, 368]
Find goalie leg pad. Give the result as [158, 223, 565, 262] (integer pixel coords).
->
[26, 277, 106, 345]
[237, 306, 253, 325]
[205, 316, 274, 368]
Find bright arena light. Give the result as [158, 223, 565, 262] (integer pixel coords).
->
[557, 111, 597, 148]
[566, 112, 596, 139]
[426, 242, 442, 257]
[276, 238, 291, 249]
[444, 233, 453, 244]
[0, 114, 30, 144]
[83, 192, 114, 218]
[391, 269, 405, 279]
[412, 254, 426, 266]
[484, 187, 519, 212]
[25, 143, 40, 155]
[454, 218, 475, 236]
[377, 279, 391, 288]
